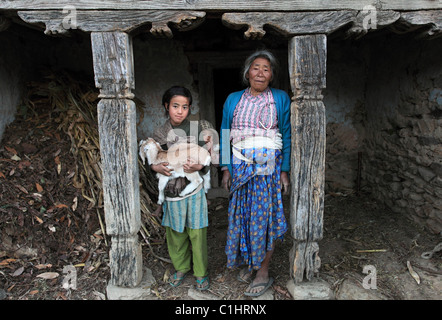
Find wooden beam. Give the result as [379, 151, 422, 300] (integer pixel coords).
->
[92, 32, 134, 98]
[18, 10, 205, 36]
[223, 11, 357, 39]
[91, 31, 142, 287]
[14, 8, 442, 39]
[394, 10, 442, 38]
[1, 0, 441, 11]
[288, 34, 326, 283]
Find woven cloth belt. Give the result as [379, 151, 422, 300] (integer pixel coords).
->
[232, 134, 282, 163]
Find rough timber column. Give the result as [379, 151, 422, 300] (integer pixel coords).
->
[91, 31, 142, 287]
[288, 35, 326, 283]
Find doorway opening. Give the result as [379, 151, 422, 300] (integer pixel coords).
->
[211, 67, 243, 185]
[212, 67, 243, 132]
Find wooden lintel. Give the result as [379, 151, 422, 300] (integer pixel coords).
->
[223, 11, 357, 39]
[223, 10, 442, 39]
[14, 8, 442, 39]
[394, 10, 442, 38]
[2, 0, 441, 11]
[17, 10, 206, 36]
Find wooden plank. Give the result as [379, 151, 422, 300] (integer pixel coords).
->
[1, 0, 441, 11]
[223, 11, 356, 39]
[289, 241, 321, 282]
[224, 10, 439, 39]
[18, 10, 206, 35]
[395, 10, 442, 37]
[290, 34, 327, 91]
[288, 34, 326, 282]
[289, 34, 326, 241]
[97, 98, 143, 287]
[92, 31, 142, 287]
[91, 32, 134, 98]
[290, 98, 326, 241]
[108, 234, 143, 287]
[97, 99, 140, 236]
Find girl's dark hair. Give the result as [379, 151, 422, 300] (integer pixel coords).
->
[162, 86, 193, 107]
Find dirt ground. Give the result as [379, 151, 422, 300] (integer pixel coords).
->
[0, 99, 441, 301]
[145, 194, 441, 301]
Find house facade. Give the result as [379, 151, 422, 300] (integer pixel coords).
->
[1, 1, 441, 295]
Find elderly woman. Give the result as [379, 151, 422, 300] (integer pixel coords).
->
[219, 50, 291, 297]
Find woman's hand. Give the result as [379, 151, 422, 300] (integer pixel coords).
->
[281, 171, 290, 195]
[151, 162, 173, 176]
[222, 170, 231, 191]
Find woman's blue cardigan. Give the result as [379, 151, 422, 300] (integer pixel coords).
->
[219, 88, 291, 175]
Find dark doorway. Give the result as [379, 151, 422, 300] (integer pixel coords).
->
[212, 67, 243, 185]
[213, 67, 244, 132]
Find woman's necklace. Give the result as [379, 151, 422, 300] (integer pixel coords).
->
[258, 90, 274, 131]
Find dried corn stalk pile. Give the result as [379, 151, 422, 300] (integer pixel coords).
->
[22, 71, 164, 245]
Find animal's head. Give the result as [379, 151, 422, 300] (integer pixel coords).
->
[139, 138, 162, 165]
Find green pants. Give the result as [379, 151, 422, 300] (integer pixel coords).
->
[166, 226, 208, 278]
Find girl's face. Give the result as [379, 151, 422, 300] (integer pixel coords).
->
[166, 95, 190, 126]
[247, 57, 272, 95]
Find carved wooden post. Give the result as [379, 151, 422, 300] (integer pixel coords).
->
[288, 34, 326, 283]
[91, 31, 142, 287]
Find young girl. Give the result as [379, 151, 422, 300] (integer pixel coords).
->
[150, 86, 214, 291]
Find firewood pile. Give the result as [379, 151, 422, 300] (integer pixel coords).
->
[31, 71, 163, 239]
[0, 70, 165, 298]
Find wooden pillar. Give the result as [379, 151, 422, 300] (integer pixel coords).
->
[288, 34, 326, 283]
[91, 31, 142, 287]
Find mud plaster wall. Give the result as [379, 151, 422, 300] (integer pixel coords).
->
[324, 35, 442, 234]
[133, 37, 200, 140]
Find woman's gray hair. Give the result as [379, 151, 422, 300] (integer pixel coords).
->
[241, 49, 279, 86]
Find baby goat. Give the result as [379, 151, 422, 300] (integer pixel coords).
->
[139, 138, 211, 204]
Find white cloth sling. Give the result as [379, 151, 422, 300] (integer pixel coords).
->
[232, 133, 282, 163]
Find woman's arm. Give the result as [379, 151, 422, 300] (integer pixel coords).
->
[222, 169, 231, 191]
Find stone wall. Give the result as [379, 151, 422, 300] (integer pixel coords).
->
[362, 35, 442, 234]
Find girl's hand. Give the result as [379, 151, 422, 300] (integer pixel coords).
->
[151, 162, 173, 176]
[183, 159, 203, 173]
[222, 170, 231, 191]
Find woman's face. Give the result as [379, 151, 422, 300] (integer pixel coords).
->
[166, 95, 190, 126]
[247, 57, 272, 95]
